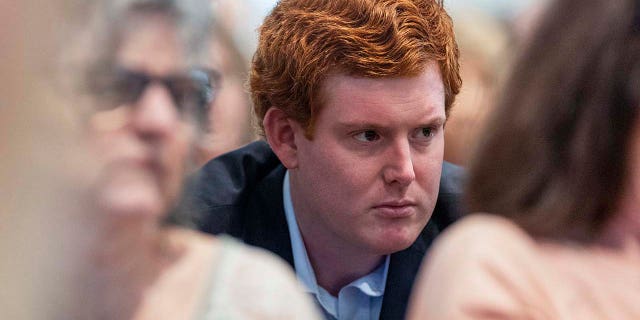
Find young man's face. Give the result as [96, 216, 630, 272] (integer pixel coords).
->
[289, 61, 446, 255]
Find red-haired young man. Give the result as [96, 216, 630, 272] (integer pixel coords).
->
[183, 1, 463, 319]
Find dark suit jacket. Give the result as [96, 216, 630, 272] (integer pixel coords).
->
[180, 140, 465, 320]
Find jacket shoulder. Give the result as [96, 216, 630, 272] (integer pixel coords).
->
[440, 161, 465, 196]
[177, 141, 283, 234]
[430, 161, 466, 232]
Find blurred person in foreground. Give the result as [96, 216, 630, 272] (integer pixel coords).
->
[182, 0, 463, 319]
[407, 0, 640, 318]
[80, 0, 319, 318]
[0, 1, 94, 318]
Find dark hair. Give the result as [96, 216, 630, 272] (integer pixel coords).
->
[466, 0, 640, 242]
[250, 0, 461, 138]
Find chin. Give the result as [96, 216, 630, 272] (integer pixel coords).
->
[369, 231, 419, 255]
[97, 184, 166, 220]
[104, 197, 165, 220]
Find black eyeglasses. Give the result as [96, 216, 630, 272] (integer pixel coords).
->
[89, 66, 221, 124]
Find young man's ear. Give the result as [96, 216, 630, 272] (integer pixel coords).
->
[263, 108, 302, 169]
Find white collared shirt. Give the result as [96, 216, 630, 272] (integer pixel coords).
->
[283, 171, 390, 320]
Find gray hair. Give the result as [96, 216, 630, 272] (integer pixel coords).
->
[83, 0, 213, 76]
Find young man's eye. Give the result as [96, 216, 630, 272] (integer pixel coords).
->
[414, 127, 436, 140]
[354, 130, 380, 142]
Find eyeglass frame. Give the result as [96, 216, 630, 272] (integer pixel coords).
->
[87, 65, 222, 128]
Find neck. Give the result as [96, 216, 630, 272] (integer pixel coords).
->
[94, 217, 168, 266]
[295, 214, 385, 296]
[87, 218, 181, 319]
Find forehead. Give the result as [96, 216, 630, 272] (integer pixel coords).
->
[318, 62, 445, 125]
[116, 15, 185, 75]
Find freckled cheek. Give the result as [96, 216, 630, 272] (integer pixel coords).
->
[413, 156, 443, 192]
[308, 155, 367, 198]
[336, 166, 388, 210]
[415, 162, 441, 183]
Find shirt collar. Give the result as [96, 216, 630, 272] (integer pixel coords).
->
[282, 170, 390, 298]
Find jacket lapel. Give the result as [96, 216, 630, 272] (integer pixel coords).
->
[379, 220, 436, 320]
[240, 165, 295, 267]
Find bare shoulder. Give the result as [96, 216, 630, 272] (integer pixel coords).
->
[407, 214, 546, 320]
[422, 213, 542, 286]
[431, 213, 536, 258]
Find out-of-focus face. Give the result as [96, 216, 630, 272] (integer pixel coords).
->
[89, 16, 195, 219]
[289, 62, 446, 255]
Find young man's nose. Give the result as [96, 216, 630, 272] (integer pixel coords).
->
[131, 82, 181, 138]
[382, 139, 416, 187]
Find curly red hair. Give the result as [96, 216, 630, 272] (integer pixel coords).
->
[250, 0, 461, 137]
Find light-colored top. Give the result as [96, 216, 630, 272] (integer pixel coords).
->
[196, 236, 321, 320]
[283, 171, 390, 320]
[407, 214, 640, 320]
